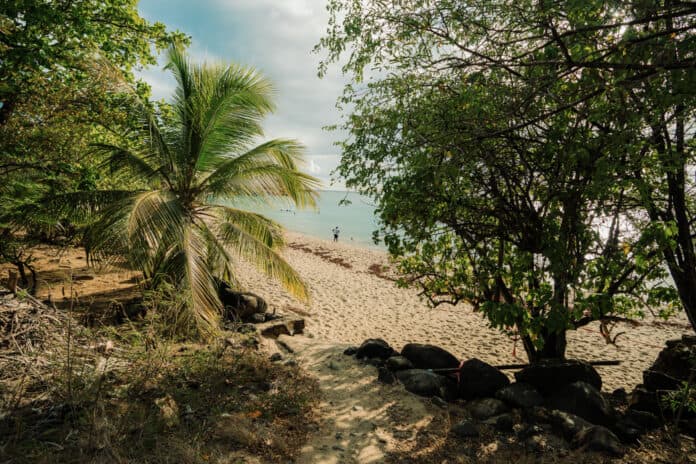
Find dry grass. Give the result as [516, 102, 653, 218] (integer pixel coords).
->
[0, 288, 319, 464]
[384, 403, 696, 464]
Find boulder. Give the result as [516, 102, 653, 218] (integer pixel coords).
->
[466, 398, 509, 420]
[517, 424, 546, 440]
[458, 358, 510, 399]
[522, 407, 592, 441]
[622, 409, 660, 431]
[610, 387, 628, 404]
[356, 339, 395, 360]
[451, 419, 479, 438]
[515, 359, 602, 395]
[256, 317, 305, 338]
[546, 381, 616, 427]
[648, 335, 695, 382]
[495, 382, 544, 409]
[613, 409, 661, 444]
[572, 425, 624, 457]
[628, 385, 661, 414]
[483, 413, 514, 433]
[365, 357, 385, 368]
[217, 279, 267, 321]
[250, 313, 266, 323]
[401, 343, 459, 370]
[377, 367, 396, 384]
[546, 410, 592, 441]
[395, 369, 457, 400]
[643, 369, 682, 392]
[385, 355, 414, 371]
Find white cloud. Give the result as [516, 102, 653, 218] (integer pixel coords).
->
[138, 0, 349, 159]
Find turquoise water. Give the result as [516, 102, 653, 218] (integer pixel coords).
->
[221, 190, 384, 249]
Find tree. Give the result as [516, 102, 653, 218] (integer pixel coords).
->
[62, 47, 319, 337]
[317, 0, 694, 359]
[0, 1, 186, 289]
[0, 0, 186, 125]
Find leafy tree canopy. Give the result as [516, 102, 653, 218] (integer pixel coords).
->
[318, 0, 696, 359]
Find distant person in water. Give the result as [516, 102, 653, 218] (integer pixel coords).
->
[332, 226, 340, 242]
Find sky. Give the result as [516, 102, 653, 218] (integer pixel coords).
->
[136, 0, 348, 190]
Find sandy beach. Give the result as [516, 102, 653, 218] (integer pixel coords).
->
[12, 230, 692, 393]
[237, 231, 692, 393]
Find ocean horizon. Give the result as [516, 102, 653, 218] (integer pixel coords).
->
[220, 190, 385, 249]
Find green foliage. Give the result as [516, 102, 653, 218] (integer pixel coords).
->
[58, 47, 320, 338]
[662, 381, 696, 416]
[0, 0, 188, 267]
[318, 0, 695, 359]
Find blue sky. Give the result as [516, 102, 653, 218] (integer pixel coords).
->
[137, 0, 347, 189]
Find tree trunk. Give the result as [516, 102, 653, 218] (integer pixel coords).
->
[0, 98, 15, 126]
[521, 328, 567, 362]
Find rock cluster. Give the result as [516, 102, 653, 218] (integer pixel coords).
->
[627, 334, 696, 437]
[345, 337, 695, 457]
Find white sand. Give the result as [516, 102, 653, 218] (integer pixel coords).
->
[238, 232, 692, 392]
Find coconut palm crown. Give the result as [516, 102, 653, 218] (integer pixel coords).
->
[85, 46, 320, 336]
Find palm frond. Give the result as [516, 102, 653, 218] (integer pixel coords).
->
[155, 222, 222, 337]
[209, 204, 285, 249]
[216, 220, 310, 302]
[194, 64, 275, 169]
[200, 139, 320, 208]
[92, 142, 159, 181]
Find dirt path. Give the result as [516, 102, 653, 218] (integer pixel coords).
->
[274, 335, 444, 464]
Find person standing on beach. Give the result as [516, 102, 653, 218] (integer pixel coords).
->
[332, 226, 340, 242]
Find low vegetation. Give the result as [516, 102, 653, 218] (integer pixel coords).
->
[0, 288, 318, 463]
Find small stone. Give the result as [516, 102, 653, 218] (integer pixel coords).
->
[237, 323, 257, 334]
[431, 396, 448, 408]
[451, 420, 479, 438]
[517, 424, 545, 440]
[493, 413, 514, 433]
[343, 346, 358, 356]
[524, 435, 546, 452]
[328, 361, 340, 370]
[270, 353, 283, 362]
[155, 395, 179, 428]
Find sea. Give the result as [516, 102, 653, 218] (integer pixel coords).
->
[220, 190, 384, 249]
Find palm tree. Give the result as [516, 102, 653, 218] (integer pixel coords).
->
[81, 46, 320, 337]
